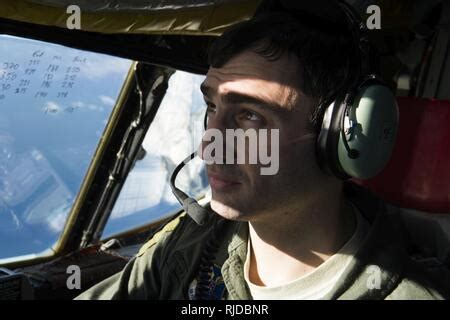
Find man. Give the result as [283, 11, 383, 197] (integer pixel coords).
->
[76, 10, 447, 300]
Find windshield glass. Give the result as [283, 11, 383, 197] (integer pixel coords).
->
[0, 35, 132, 262]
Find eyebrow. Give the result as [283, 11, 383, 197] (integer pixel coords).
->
[200, 83, 282, 111]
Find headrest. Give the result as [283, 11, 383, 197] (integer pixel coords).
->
[354, 97, 450, 213]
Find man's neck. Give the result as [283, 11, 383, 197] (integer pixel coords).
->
[247, 187, 356, 287]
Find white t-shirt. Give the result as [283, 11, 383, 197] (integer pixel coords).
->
[243, 204, 369, 300]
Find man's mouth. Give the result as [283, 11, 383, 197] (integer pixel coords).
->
[207, 172, 241, 191]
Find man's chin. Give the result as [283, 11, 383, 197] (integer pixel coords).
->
[210, 198, 247, 221]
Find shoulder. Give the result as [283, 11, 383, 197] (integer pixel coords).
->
[137, 211, 188, 257]
[343, 183, 449, 300]
[386, 279, 443, 300]
[386, 263, 448, 300]
[75, 211, 221, 300]
[381, 231, 450, 300]
[136, 210, 220, 260]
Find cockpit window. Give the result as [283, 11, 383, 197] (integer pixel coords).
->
[102, 71, 209, 238]
[0, 35, 132, 262]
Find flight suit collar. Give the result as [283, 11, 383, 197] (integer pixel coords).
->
[221, 221, 252, 299]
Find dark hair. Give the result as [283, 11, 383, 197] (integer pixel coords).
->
[208, 12, 357, 132]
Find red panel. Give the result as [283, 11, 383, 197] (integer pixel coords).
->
[354, 97, 450, 213]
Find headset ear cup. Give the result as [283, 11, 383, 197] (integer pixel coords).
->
[316, 96, 350, 179]
[337, 84, 399, 179]
[317, 83, 399, 180]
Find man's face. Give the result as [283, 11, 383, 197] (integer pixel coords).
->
[200, 50, 318, 221]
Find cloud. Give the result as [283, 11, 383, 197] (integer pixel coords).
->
[142, 71, 206, 160]
[87, 104, 104, 112]
[43, 101, 62, 114]
[99, 95, 115, 107]
[79, 57, 131, 80]
[47, 211, 67, 233]
[72, 101, 84, 108]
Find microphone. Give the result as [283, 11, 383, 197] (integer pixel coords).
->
[170, 151, 210, 226]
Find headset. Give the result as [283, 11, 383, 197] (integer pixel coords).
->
[314, 0, 399, 180]
[170, 0, 399, 226]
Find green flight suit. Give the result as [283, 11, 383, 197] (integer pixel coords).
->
[76, 185, 448, 300]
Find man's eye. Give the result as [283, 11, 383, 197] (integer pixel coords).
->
[241, 110, 261, 121]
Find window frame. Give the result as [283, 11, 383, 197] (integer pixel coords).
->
[75, 64, 176, 250]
